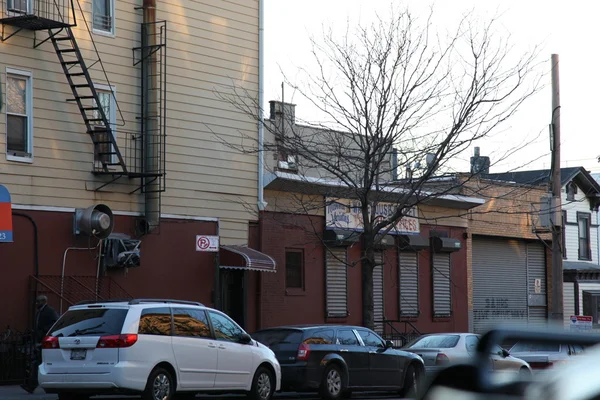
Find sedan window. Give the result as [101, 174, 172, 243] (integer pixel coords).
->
[510, 342, 560, 353]
[406, 334, 460, 349]
[336, 329, 360, 346]
[357, 330, 385, 348]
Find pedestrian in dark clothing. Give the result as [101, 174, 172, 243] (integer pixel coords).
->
[21, 295, 59, 394]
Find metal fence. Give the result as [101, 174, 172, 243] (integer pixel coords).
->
[0, 328, 34, 386]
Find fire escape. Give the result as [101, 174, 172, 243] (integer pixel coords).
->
[0, 0, 167, 200]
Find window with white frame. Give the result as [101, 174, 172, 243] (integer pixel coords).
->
[92, 0, 114, 34]
[93, 85, 116, 164]
[5, 69, 33, 161]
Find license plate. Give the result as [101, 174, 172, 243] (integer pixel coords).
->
[70, 349, 87, 360]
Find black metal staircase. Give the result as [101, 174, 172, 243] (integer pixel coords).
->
[49, 27, 127, 174]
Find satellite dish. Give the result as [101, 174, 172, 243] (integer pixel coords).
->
[426, 153, 436, 167]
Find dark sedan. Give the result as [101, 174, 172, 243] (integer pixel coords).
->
[252, 325, 424, 400]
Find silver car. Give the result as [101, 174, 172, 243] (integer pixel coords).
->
[403, 333, 531, 377]
[508, 341, 585, 373]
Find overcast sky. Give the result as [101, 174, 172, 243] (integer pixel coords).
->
[264, 0, 600, 174]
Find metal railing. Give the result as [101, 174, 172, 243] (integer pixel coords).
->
[1, 0, 75, 25]
[0, 327, 34, 386]
[378, 319, 423, 348]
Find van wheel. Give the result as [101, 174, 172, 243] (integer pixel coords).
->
[143, 367, 174, 400]
[247, 366, 274, 400]
[320, 363, 345, 400]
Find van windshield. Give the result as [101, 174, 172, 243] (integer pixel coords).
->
[49, 308, 128, 337]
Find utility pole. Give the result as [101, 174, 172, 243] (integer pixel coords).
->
[549, 54, 563, 322]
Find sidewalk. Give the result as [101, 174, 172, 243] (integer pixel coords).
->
[0, 386, 138, 400]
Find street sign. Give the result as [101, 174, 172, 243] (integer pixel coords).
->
[0, 184, 13, 243]
[570, 315, 593, 332]
[196, 235, 219, 252]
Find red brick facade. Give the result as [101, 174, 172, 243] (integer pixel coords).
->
[256, 210, 469, 334]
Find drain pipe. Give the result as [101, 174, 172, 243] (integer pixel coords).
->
[257, 0, 266, 211]
[142, 0, 160, 232]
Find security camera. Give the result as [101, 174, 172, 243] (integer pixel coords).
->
[73, 204, 114, 240]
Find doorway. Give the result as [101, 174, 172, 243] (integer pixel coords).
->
[220, 268, 246, 329]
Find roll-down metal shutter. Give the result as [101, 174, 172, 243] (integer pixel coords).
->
[399, 252, 419, 317]
[432, 253, 451, 317]
[326, 248, 348, 317]
[563, 282, 575, 328]
[527, 243, 547, 326]
[373, 251, 384, 333]
[472, 238, 527, 333]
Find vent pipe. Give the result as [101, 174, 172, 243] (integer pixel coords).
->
[142, 0, 160, 232]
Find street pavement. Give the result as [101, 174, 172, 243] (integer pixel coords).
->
[0, 386, 411, 400]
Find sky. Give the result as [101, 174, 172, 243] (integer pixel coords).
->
[264, 0, 600, 174]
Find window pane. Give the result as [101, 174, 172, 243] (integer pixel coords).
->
[7, 76, 26, 115]
[407, 334, 460, 349]
[94, 91, 111, 121]
[93, 0, 112, 31]
[208, 311, 243, 342]
[465, 335, 479, 352]
[7, 115, 27, 154]
[48, 309, 127, 337]
[285, 250, 303, 289]
[138, 307, 171, 336]
[173, 308, 211, 338]
[336, 330, 359, 346]
[358, 330, 384, 348]
[302, 329, 335, 345]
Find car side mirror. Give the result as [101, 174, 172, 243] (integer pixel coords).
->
[385, 340, 394, 349]
[501, 349, 510, 358]
[238, 333, 252, 345]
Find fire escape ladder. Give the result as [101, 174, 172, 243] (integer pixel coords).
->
[49, 26, 127, 175]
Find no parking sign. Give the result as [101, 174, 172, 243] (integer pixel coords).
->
[0, 185, 13, 243]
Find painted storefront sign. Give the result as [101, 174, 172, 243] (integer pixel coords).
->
[325, 198, 419, 234]
[0, 185, 13, 243]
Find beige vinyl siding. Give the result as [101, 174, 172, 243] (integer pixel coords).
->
[0, 0, 259, 243]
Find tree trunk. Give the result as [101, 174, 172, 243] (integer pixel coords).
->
[361, 236, 375, 330]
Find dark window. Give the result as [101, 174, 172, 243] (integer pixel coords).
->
[465, 335, 479, 353]
[571, 344, 585, 355]
[6, 74, 31, 158]
[285, 250, 304, 289]
[582, 291, 600, 327]
[252, 329, 303, 346]
[138, 307, 171, 336]
[566, 183, 578, 201]
[48, 308, 127, 337]
[561, 211, 567, 259]
[208, 311, 244, 343]
[357, 329, 385, 348]
[406, 334, 460, 349]
[302, 329, 335, 345]
[173, 308, 212, 338]
[578, 213, 591, 260]
[336, 329, 359, 346]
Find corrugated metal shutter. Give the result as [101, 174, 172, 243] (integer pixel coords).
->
[326, 248, 348, 317]
[399, 252, 419, 317]
[373, 251, 384, 334]
[564, 282, 575, 328]
[526, 243, 547, 326]
[472, 238, 527, 333]
[432, 253, 451, 317]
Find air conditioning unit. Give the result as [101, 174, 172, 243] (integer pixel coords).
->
[278, 155, 297, 170]
[102, 233, 141, 269]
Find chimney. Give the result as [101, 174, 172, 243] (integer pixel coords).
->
[470, 146, 490, 175]
[269, 100, 296, 123]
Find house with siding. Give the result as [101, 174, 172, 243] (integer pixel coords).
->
[0, 0, 272, 334]
[257, 101, 484, 338]
[483, 166, 600, 329]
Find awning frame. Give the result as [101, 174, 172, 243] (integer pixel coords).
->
[219, 245, 277, 273]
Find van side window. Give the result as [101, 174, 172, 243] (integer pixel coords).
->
[173, 308, 212, 338]
[139, 307, 171, 336]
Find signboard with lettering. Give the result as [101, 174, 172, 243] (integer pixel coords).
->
[325, 198, 419, 235]
[0, 185, 13, 243]
[196, 235, 219, 252]
[570, 315, 592, 332]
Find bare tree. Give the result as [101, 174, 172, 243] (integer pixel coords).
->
[217, 5, 544, 329]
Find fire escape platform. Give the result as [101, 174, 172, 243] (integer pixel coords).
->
[0, 15, 71, 30]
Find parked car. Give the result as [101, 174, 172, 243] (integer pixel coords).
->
[508, 340, 585, 372]
[403, 333, 531, 377]
[38, 298, 281, 400]
[251, 325, 424, 399]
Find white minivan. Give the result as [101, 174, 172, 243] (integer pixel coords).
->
[38, 299, 281, 400]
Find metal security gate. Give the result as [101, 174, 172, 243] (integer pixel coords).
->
[472, 238, 528, 333]
[326, 248, 348, 318]
[373, 251, 384, 333]
[526, 243, 547, 327]
[432, 253, 451, 317]
[399, 252, 419, 317]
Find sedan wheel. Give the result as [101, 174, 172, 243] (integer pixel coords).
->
[320, 364, 344, 400]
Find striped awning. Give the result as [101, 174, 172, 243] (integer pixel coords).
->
[219, 245, 276, 273]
